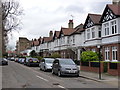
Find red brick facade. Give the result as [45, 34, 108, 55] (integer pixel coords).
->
[80, 62, 104, 73]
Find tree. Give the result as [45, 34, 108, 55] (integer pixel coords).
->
[30, 50, 37, 57]
[2, 0, 23, 54]
[81, 51, 99, 62]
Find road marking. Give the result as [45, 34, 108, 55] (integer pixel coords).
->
[58, 85, 65, 88]
[36, 75, 49, 82]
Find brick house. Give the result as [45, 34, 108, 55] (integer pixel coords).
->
[16, 37, 31, 55]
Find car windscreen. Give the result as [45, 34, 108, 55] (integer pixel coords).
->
[45, 59, 54, 63]
[32, 58, 39, 61]
[59, 59, 75, 65]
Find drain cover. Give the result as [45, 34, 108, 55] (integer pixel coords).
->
[53, 83, 60, 85]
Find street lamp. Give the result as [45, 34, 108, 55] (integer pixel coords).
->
[97, 45, 101, 80]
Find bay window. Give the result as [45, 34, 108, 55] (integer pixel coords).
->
[112, 46, 117, 61]
[105, 47, 110, 61]
[111, 20, 117, 34]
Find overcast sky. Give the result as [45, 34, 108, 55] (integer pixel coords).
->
[7, 0, 112, 50]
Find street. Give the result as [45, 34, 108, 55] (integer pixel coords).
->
[2, 61, 118, 89]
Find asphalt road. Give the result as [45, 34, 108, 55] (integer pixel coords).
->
[2, 61, 118, 89]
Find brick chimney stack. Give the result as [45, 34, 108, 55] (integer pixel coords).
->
[49, 31, 53, 37]
[68, 20, 74, 29]
[112, 0, 120, 5]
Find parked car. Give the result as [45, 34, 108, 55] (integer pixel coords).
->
[18, 58, 21, 63]
[1, 58, 8, 65]
[14, 58, 19, 62]
[52, 58, 79, 77]
[8, 57, 15, 61]
[26, 58, 39, 66]
[39, 58, 55, 71]
[19, 58, 26, 64]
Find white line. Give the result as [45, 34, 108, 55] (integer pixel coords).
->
[58, 85, 65, 88]
[36, 75, 49, 82]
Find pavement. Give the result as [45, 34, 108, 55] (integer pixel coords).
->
[79, 70, 119, 87]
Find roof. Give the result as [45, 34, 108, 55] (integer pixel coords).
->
[70, 24, 85, 35]
[88, 14, 101, 24]
[107, 4, 120, 16]
[60, 27, 74, 36]
[83, 13, 102, 29]
[55, 31, 60, 37]
[42, 36, 53, 43]
[33, 39, 40, 46]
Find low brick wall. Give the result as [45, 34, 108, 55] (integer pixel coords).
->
[80, 62, 104, 73]
[108, 63, 119, 76]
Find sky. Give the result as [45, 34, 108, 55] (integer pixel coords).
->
[7, 0, 112, 50]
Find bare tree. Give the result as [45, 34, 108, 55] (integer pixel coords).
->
[2, 0, 23, 54]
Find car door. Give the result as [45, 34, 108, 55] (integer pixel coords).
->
[53, 60, 59, 74]
[41, 59, 45, 70]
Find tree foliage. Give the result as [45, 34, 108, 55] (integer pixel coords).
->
[50, 53, 61, 58]
[30, 50, 37, 57]
[81, 51, 99, 62]
[2, 0, 23, 32]
[1, 0, 23, 53]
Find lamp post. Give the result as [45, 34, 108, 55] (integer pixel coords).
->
[97, 45, 101, 80]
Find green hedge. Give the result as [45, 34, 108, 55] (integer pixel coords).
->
[81, 51, 99, 62]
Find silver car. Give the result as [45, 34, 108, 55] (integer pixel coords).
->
[52, 58, 79, 77]
[39, 58, 55, 71]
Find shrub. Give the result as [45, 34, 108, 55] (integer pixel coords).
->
[81, 51, 99, 62]
[33, 56, 43, 61]
[50, 53, 61, 58]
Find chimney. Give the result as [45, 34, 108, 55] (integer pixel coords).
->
[68, 20, 74, 28]
[112, 0, 120, 5]
[49, 31, 53, 37]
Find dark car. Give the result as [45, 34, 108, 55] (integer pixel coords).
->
[52, 58, 79, 77]
[26, 58, 39, 67]
[1, 58, 8, 65]
[14, 58, 19, 62]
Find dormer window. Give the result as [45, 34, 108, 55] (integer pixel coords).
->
[111, 20, 117, 34]
[104, 23, 109, 36]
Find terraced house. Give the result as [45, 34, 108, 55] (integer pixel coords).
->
[19, 0, 120, 75]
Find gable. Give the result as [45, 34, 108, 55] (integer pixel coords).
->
[100, 5, 117, 23]
[84, 16, 94, 29]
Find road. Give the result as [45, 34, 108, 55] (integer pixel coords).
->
[2, 61, 118, 89]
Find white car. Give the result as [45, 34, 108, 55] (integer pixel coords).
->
[39, 58, 55, 71]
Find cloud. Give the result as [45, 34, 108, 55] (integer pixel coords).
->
[8, 0, 112, 50]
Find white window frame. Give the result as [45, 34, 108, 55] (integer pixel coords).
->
[104, 23, 109, 36]
[73, 35, 75, 44]
[98, 27, 101, 37]
[67, 37, 69, 44]
[105, 47, 110, 61]
[111, 20, 117, 35]
[91, 28, 95, 38]
[87, 29, 90, 40]
[112, 46, 117, 61]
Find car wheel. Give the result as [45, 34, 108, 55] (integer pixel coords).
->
[43, 67, 46, 72]
[58, 70, 61, 77]
[52, 69, 54, 74]
[40, 66, 42, 70]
